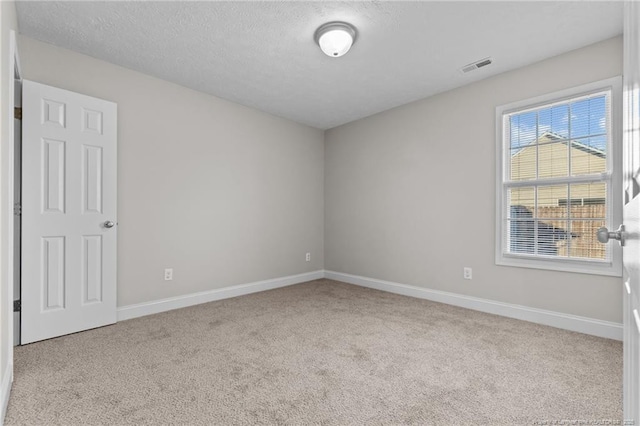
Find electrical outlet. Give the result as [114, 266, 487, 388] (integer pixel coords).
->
[463, 267, 472, 280]
[164, 268, 173, 281]
[305, 252, 311, 262]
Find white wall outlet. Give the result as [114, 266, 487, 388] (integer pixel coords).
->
[463, 267, 472, 280]
[164, 268, 173, 281]
[306, 252, 311, 262]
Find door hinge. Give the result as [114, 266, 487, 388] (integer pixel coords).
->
[14, 107, 21, 120]
[13, 203, 21, 216]
[13, 300, 20, 312]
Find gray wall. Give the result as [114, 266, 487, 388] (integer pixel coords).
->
[325, 36, 624, 323]
[18, 36, 325, 307]
[17, 34, 624, 325]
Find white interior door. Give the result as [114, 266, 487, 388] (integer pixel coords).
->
[21, 80, 117, 344]
[622, 2, 640, 422]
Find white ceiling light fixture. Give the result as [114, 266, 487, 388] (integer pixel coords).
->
[314, 22, 357, 58]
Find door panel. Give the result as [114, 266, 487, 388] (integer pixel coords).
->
[42, 236, 65, 310]
[43, 138, 66, 213]
[21, 80, 117, 344]
[82, 235, 103, 304]
[83, 145, 103, 214]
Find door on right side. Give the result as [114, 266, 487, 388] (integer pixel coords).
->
[622, 2, 640, 422]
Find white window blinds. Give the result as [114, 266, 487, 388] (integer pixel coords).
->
[496, 78, 622, 276]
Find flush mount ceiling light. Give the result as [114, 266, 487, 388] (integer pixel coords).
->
[314, 22, 357, 58]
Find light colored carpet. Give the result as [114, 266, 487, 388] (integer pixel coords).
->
[5, 279, 621, 425]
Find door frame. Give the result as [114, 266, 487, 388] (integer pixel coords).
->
[6, 29, 20, 348]
[12, 34, 21, 347]
[1, 29, 21, 420]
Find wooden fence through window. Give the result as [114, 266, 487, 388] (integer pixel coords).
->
[537, 204, 606, 259]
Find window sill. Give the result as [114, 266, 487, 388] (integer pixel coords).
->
[496, 254, 622, 277]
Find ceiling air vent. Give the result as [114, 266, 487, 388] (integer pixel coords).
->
[460, 57, 493, 74]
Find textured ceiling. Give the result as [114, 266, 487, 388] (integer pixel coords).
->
[16, 1, 623, 129]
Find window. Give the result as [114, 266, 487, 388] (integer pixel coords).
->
[495, 77, 622, 276]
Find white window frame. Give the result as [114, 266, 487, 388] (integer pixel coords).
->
[495, 77, 623, 277]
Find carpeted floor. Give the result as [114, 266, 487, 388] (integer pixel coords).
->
[5, 279, 622, 425]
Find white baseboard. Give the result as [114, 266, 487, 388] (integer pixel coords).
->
[117, 268, 623, 340]
[1, 362, 13, 425]
[325, 270, 623, 341]
[117, 270, 325, 322]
